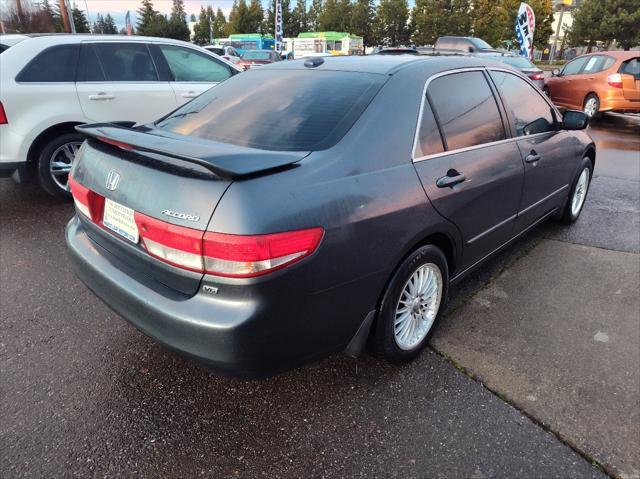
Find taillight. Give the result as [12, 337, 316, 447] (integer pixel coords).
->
[529, 71, 544, 81]
[0, 101, 7, 124]
[607, 73, 623, 88]
[202, 228, 324, 278]
[134, 212, 205, 272]
[69, 176, 105, 222]
[96, 136, 134, 151]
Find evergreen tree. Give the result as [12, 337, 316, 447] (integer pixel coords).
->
[410, 0, 471, 46]
[290, 0, 307, 37]
[264, 0, 293, 36]
[167, 0, 190, 41]
[137, 0, 159, 34]
[71, 5, 90, 33]
[247, 0, 265, 33]
[319, 0, 350, 31]
[190, 13, 197, 22]
[471, 0, 507, 47]
[307, 0, 322, 31]
[376, 0, 410, 45]
[569, 0, 640, 50]
[92, 12, 105, 33]
[351, 0, 377, 46]
[213, 8, 227, 38]
[228, 0, 253, 34]
[193, 6, 212, 44]
[103, 13, 118, 34]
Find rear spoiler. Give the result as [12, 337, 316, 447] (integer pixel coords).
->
[76, 123, 308, 180]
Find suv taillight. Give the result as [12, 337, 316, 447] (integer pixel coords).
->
[0, 101, 7, 124]
[70, 178, 324, 278]
[607, 73, 623, 88]
[529, 71, 544, 81]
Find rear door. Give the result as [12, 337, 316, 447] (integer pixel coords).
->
[412, 69, 524, 269]
[619, 57, 640, 100]
[76, 42, 176, 124]
[489, 69, 578, 231]
[152, 43, 235, 105]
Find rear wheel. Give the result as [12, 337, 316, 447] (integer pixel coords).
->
[560, 157, 593, 224]
[37, 133, 84, 198]
[373, 245, 448, 364]
[583, 93, 600, 119]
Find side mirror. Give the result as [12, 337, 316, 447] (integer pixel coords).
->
[562, 110, 589, 130]
[468, 46, 474, 53]
[552, 69, 560, 76]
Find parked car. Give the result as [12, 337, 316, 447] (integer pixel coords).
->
[482, 53, 545, 89]
[0, 34, 242, 197]
[544, 51, 640, 118]
[66, 55, 595, 377]
[237, 49, 281, 70]
[203, 44, 242, 63]
[420, 36, 499, 55]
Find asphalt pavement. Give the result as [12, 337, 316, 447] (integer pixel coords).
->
[1, 114, 638, 478]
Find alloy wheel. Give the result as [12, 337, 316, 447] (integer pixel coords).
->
[584, 97, 598, 117]
[571, 167, 590, 216]
[49, 141, 82, 192]
[394, 263, 443, 350]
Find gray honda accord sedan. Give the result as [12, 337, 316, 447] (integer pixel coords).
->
[66, 55, 595, 377]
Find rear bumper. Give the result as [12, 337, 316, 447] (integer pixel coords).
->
[65, 216, 369, 377]
[600, 98, 640, 113]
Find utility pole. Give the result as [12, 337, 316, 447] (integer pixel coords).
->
[59, 0, 76, 33]
[550, 1, 567, 63]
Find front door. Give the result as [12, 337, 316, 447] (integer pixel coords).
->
[488, 69, 579, 231]
[412, 70, 524, 270]
[76, 42, 176, 124]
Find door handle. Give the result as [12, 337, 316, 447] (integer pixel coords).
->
[436, 170, 466, 188]
[525, 152, 541, 163]
[88, 93, 115, 100]
[181, 91, 198, 98]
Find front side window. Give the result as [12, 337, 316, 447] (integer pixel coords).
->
[156, 69, 385, 151]
[490, 70, 555, 137]
[561, 56, 588, 76]
[94, 43, 158, 82]
[16, 44, 79, 82]
[428, 71, 505, 151]
[159, 44, 231, 82]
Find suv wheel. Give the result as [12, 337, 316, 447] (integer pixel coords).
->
[37, 133, 84, 198]
[373, 245, 448, 364]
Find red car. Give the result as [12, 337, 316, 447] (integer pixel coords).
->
[237, 50, 281, 70]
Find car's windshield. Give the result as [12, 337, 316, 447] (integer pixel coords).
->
[156, 69, 386, 151]
[470, 38, 493, 50]
[242, 51, 271, 60]
[491, 55, 534, 68]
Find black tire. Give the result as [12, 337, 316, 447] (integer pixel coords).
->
[543, 86, 550, 97]
[37, 132, 84, 199]
[583, 93, 600, 119]
[560, 156, 593, 224]
[373, 245, 449, 364]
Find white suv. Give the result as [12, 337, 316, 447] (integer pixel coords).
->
[0, 34, 241, 197]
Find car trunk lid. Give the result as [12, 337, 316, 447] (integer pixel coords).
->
[71, 123, 308, 295]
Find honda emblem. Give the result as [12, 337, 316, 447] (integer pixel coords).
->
[106, 170, 120, 191]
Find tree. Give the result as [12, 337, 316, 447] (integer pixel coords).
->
[71, 5, 90, 33]
[290, 0, 308, 37]
[213, 8, 227, 38]
[193, 6, 212, 44]
[228, 0, 252, 34]
[190, 13, 197, 22]
[410, 0, 471, 46]
[500, 0, 553, 51]
[307, 0, 322, 31]
[471, 0, 509, 47]
[319, 0, 351, 31]
[3, 0, 56, 33]
[351, 0, 377, 46]
[569, 0, 640, 50]
[264, 0, 293, 36]
[137, 0, 159, 34]
[376, 0, 410, 46]
[103, 13, 118, 34]
[92, 12, 105, 33]
[167, 0, 190, 40]
[247, 0, 265, 33]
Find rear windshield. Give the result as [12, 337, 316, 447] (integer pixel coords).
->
[242, 51, 271, 60]
[470, 38, 493, 50]
[207, 47, 224, 56]
[492, 55, 534, 68]
[620, 57, 640, 79]
[156, 69, 385, 151]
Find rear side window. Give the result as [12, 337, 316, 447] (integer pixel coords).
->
[620, 58, 640, 79]
[158, 44, 231, 82]
[156, 69, 385, 151]
[16, 44, 79, 82]
[414, 101, 445, 158]
[582, 55, 616, 74]
[490, 70, 555, 137]
[94, 43, 158, 82]
[561, 57, 588, 76]
[428, 71, 505, 151]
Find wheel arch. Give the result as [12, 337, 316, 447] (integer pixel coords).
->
[27, 122, 85, 165]
[584, 143, 596, 169]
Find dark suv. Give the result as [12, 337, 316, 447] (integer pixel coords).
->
[66, 55, 595, 377]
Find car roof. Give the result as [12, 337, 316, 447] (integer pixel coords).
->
[577, 50, 638, 59]
[266, 54, 510, 75]
[0, 33, 198, 47]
